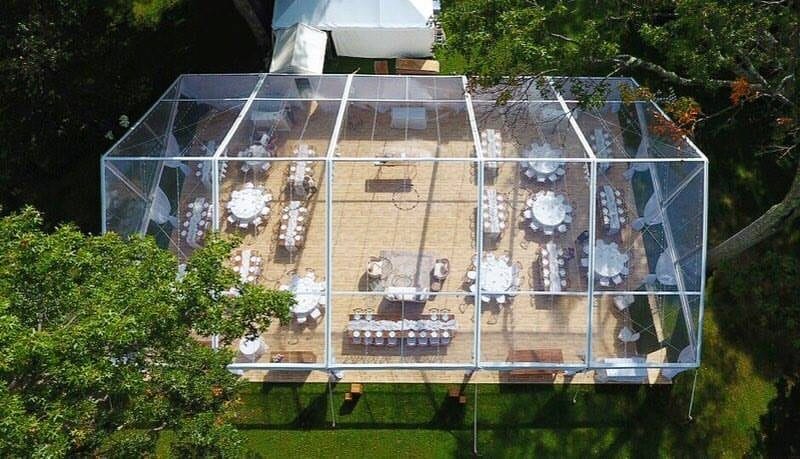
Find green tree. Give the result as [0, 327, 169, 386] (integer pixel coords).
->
[438, 0, 799, 266]
[0, 207, 292, 457]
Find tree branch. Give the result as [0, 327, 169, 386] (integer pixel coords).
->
[709, 157, 800, 268]
[614, 54, 762, 90]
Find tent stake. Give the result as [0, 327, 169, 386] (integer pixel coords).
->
[687, 368, 699, 421]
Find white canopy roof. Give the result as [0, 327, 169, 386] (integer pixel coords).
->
[270, 23, 328, 74]
[272, 0, 434, 58]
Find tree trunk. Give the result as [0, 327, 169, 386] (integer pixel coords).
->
[232, 0, 269, 51]
[708, 159, 800, 268]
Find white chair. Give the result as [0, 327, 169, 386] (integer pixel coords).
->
[564, 214, 572, 223]
[375, 332, 384, 345]
[252, 217, 263, 226]
[557, 224, 567, 233]
[296, 314, 307, 324]
[466, 271, 477, 281]
[581, 258, 589, 267]
[352, 331, 361, 344]
[238, 222, 249, 229]
[613, 295, 633, 311]
[537, 175, 546, 183]
[544, 229, 554, 236]
[599, 277, 610, 287]
[387, 331, 398, 346]
[612, 275, 623, 285]
[407, 332, 417, 346]
[430, 332, 440, 346]
[496, 295, 506, 304]
[523, 209, 533, 219]
[309, 308, 322, 322]
[227, 215, 236, 224]
[418, 332, 429, 346]
[364, 331, 373, 345]
[548, 174, 557, 182]
[618, 326, 641, 343]
[441, 331, 451, 345]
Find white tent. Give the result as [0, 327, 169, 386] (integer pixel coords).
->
[270, 23, 328, 74]
[272, 0, 435, 58]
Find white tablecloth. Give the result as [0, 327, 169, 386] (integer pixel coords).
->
[239, 337, 265, 358]
[481, 129, 501, 168]
[229, 187, 267, 222]
[530, 191, 567, 228]
[601, 185, 621, 233]
[543, 241, 563, 292]
[482, 188, 504, 234]
[521, 143, 566, 180]
[283, 273, 325, 315]
[471, 254, 513, 295]
[588, 240, 628, 278]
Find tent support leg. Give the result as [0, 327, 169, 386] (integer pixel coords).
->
[687, 368, 699, 422]
[328, 377, 336, 428]
[473, 383, 478, 456]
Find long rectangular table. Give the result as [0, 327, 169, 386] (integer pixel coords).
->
[542, 241, 563, 292]
[347, 313, 457, 340]
[601, 185, 621, 234]
[483, 188, 502, 235]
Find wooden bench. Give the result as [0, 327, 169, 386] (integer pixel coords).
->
[345, 383, 364, 402]
[270, 351, 316, 363]
[506, 349, 564, 381]
[395, 58, 440, 75]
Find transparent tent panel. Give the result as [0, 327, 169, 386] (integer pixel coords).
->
[590, 293, 700, 369]
[479, 159, 591, 294]
[257, 74, 348, 99]
[479, 294, 589, 366]
[472, 101, 587, 158]
[218, 158, 328, 284]
[108, 99, 248, 158]
[222, 99, 341, 159]
[173, 74, 261, 100]
[589, 160, 705, 294]
[349, 75, 466, 101]
[143, 159, 214, 258]
[101, 73, 707, 372]
[337, 100, 475, 158]
[331, 160, 477, 293]
[104, 162, 149, 235]
[571, 101, 702, 160]
[469, 77, 560, 101]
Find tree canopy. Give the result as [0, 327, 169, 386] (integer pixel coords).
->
[438, 0, 799, 265]
[0, 207, 292, 457]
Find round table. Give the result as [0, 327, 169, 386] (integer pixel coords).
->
[229, 188, 266, 222]
[283, 275, 325, 315]
[523, 143, 565, 176]
[531, 192, 567, 227]
[238, 337, 264, 357]
[479, 256, 513, 292]
[591, 240, 628, 278]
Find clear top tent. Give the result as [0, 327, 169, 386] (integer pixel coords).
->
[102, 74, 707, 381]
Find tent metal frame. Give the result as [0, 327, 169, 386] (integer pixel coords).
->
[101, 74, 708, 376]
